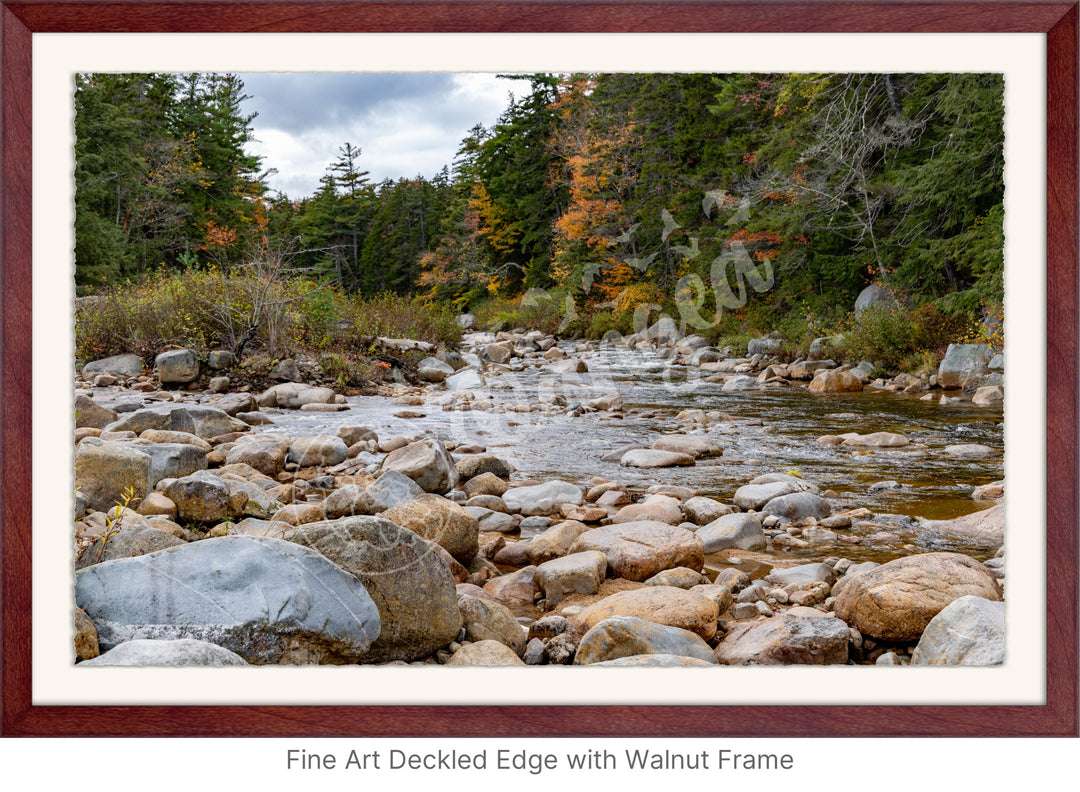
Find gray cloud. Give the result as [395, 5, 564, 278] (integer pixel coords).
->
[235, 72, 520, 197]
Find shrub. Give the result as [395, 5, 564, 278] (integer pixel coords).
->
[844, 301, 968, 373]
[75, 269, 462, 369]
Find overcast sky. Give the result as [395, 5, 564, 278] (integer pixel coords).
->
[236, 72, 522, 199]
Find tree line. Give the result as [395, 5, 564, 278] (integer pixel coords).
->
[75, 71, 1004, 331]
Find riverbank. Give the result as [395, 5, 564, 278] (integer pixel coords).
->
[72, 322, 1005, 668]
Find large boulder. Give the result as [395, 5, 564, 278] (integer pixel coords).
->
[74, 536, 381, 664]
[733, 479, 805, 511]
[833, 552, 1003, 641]
[527, 520, 591, 564]
[456, 454, 514, 480]
[715, 614, 850, 665]
[417, 357, 455, 383]
[82, 353, 143, 379]
[135, 442, 208, 485]
[611, 494, 683, 525]
[573, 615, 717, 665]
[379, 437, 458, 494]
[79, 638, 248, 666]
[682, 496, 733, 525]
[854, 284, 896, 317]
[938, 343, 993, 389]
[321, 484, 385, 519]
[155, 349, 200, 384]
[75, 437, 154, 512]
[286, 517, 462, 662]
[569, 521, 704, 582]
[214, 392, 259, 416]
[570, 586, 719, 640]
[104, 405, 247, 439]
[380, 494, 479, 564]
[910, 595, 1005, 666]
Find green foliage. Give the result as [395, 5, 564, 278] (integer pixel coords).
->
[75, 270, 461, 366]
[843, 301, 970, 373]
[74, 72, 265, 289]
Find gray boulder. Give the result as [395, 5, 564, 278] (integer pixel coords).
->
[379, 437, 459, 494]
[286, 517, 462, 662]
[938, 343, 993, 389]
[225, 434, 291, 477]
[82, 353, 143, 379]
[747, 337, 782, 356]
[445, 368, 484, 391]
[910, 595, 1005, 666]
[75, 437, 154, 512]
[79, 638, 248, 666]
[368, 470, 425, 510]
[75, 535, 381, 664]
[574, 615, 717, 665]
[762, 491, 832, 522]
[136, 442, 208, 485]
[697, 513, 765, 553]
[321, 484, 386, 518]
[159, 470, 232, 523]
[417, 357, 455, 383]
[155, 349, 199, 384]
[854, 284, 896, 317]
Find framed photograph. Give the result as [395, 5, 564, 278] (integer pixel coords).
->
[1, 1, 1076, 738]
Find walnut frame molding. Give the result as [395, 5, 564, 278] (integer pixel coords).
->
[1, 1, 1076, 738]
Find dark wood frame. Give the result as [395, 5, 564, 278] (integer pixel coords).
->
[1, 1, 1076, 738]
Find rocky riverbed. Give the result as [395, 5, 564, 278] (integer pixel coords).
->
[73, 325, 1006, 667]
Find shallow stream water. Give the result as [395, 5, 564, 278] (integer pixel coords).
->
[253, 334, 1004, 571]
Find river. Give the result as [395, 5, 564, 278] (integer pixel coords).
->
[256, 332, 1004, 572]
